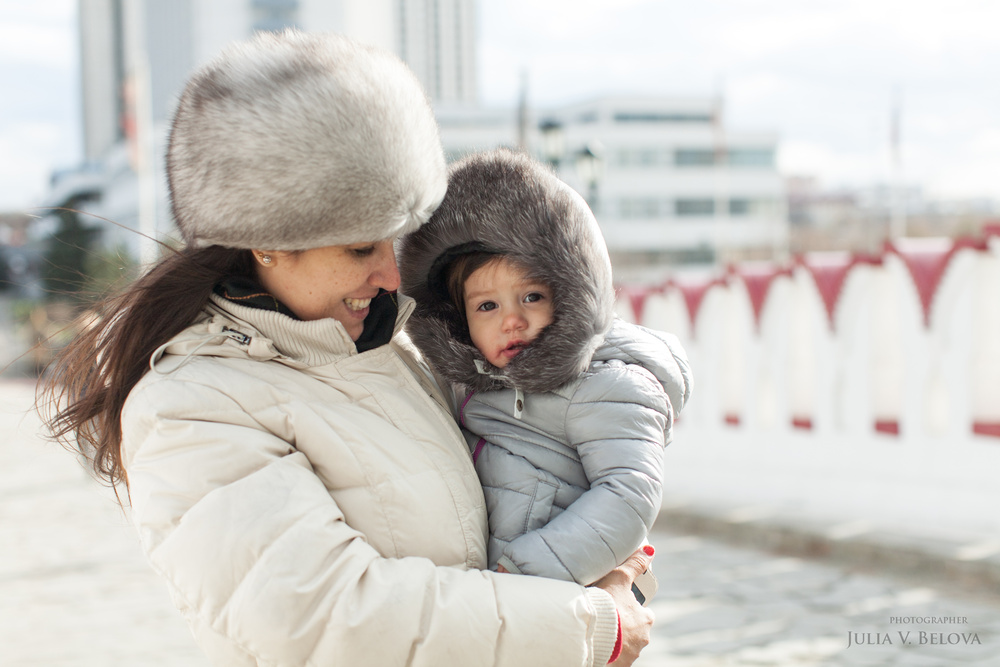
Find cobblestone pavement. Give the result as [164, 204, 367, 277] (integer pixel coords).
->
[640, 529, 1000, 666]
[4, 380, 999, 666]
[0, 381, 210, 667]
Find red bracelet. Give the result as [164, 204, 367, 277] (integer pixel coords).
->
[608, 612, 622, 663]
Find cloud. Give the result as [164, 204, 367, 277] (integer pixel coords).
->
[779, 126, 1000, 203]
[0, 0, 77, 68]
[923, 128, 1000, 200]
[477, 1, 1000, 203]
[480, 0, 654, 42]
[4, 0, 75, 22]
[0, 0, 80, 209]
[778, 140, 891, 187]
[0, 122, 68, 209]
[711, 10, 854, 60]
[0, 22, 76, 68]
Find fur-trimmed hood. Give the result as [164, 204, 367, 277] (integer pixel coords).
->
[399, 149, 615, 393]
[167, 30, 446, 251]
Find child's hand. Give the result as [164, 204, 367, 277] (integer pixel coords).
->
[496, 563, 509, 573]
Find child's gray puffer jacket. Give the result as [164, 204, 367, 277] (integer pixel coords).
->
[399, 149, 693, 585]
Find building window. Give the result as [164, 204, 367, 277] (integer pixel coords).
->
[675, 149, 717, 167]
[253, 15, 298, 31]
[729, 198, 751, 216]
[728, 198, 777, 216]
[251, 0, 298, 7]
[616, 148, 669, 168]
[619, 198, 663, 218]
[252, 0, 299, 32]
[614, 112, 713, 124]
[727, 148, 775, 167]
[675, 198, 715, 216]
[638, 149, 661, 166]
[674, 147, 776, 168]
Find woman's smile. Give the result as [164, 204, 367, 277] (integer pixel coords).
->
[254, 239, 401, 340]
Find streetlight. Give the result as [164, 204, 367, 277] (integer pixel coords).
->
[576, 142, 604, 215]
[538, 119, 565, 171]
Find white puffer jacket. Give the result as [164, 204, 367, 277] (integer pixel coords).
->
[121, 292, 617, 667]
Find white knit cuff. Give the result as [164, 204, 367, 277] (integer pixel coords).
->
[585, 588, 618, 666]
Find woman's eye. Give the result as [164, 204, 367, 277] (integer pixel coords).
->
[477, 301, 497, 312]
[349, 246, 376, 258]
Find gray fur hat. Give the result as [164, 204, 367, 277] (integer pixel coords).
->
[167, 30, 447, 250]
[399, 148, 615, 393]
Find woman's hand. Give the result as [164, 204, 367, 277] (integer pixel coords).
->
[592, 546, 655, 665]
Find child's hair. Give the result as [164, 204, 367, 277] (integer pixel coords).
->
[446, 251, 550, 322]
[446, 251, 503, 319]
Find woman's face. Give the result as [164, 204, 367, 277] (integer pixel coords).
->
[254, 239, 401, 340]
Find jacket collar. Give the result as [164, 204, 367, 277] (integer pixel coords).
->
[151, 292, 416, 372]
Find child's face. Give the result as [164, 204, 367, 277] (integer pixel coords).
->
[463, 259, 554, 368]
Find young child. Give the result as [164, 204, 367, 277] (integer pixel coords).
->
[399, 148, 692, 594]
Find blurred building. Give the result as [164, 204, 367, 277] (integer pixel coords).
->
[80, 0, 476, 161]
[787, 176, 999, 255]
[436, 96, 787, 278]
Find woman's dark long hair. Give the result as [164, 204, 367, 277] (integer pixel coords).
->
[41, 245, 255, 493]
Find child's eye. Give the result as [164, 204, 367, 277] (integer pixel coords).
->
[476, 301, 498, 312]
[349, 246, 376, 258]
[524, 292, 546, 304]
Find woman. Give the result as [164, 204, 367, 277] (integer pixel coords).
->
[42, 30, 654, 666]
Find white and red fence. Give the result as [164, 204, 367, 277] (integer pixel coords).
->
[616, 226, 1000, 441]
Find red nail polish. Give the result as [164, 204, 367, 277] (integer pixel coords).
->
[643, 545, 655, 557]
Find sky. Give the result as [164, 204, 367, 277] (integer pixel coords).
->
[0, 0, 80, 211]
[2, 0, 1000, 211]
